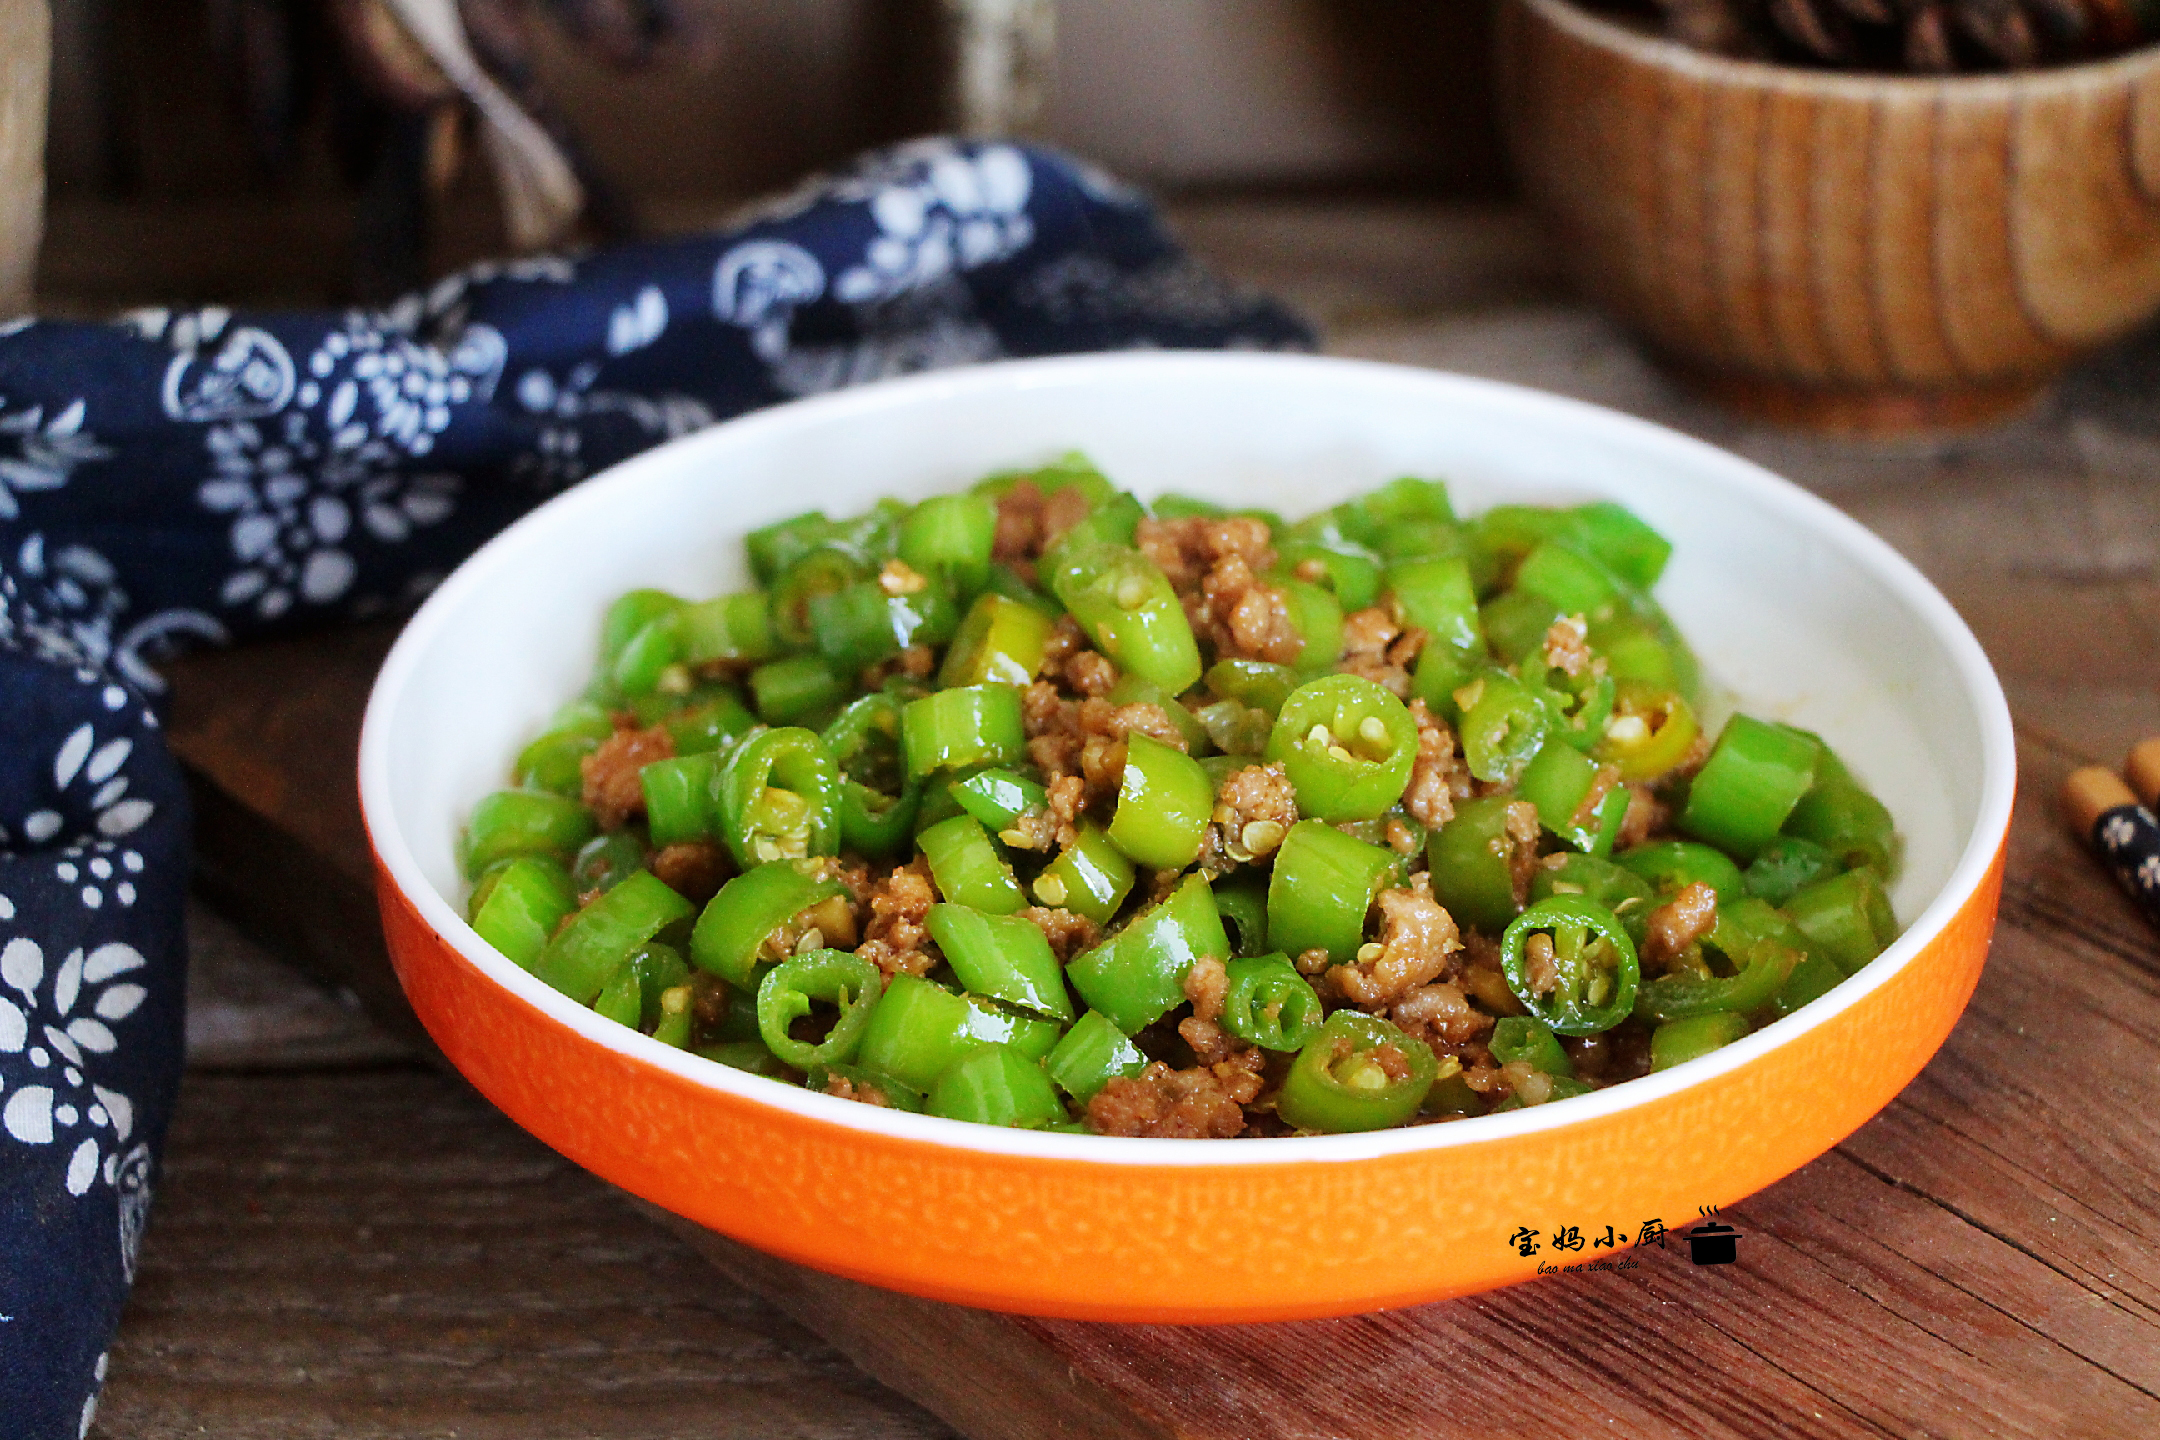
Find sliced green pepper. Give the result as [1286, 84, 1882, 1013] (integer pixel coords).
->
[535, 871, 695, 1005]
[460, 789, 595, 880]
[1454, 671, 1551, 786]
[1264, 674, 1419, 822]
[1782, 740, 1899, 877]
[1210, 876, 1270, 957]
[1650, 1012, 1750, 1071]
[823, 693, 920, 859]
[1500, 895, 1640, 1035]
[1527, 852, 1656, 947]
[899, 491, 998, 599]
[1744, 835, 1842, 906]
[1425, 795, 1529, 935]
[469, 856, 578, 971]
[854, 974, 1064, 1091]
[925, 903, 1075, 1022]
[949, 767, 1048, 836]
[1593, 681, 1700, 782]
[756, 948, 884, 1070]
[1109, 731, 1213, 869]
[918, 813, 1026, 914]
[1618, 840, 1747, 905]
[678, 591, 781, 667]
[1515, 742, 1627, 856]
[1679, 715, 1820, 863]
[1784, 869, 1897, 975]
[1267, 820, 1404, 963]
[1221, 955, 1325, 1052]
[927, 1045, 1067, 1128]
[690, 861, 845, 986]
[641, 752, 721, 848]
[1046, 540, 1203, 695]
[1277, 1011, 1438, 1133]
[714, 726, 842, 868]
[1632, 898, 1803, 1022]
[1067, 873, 1230, 1033]
[1030, 823, 1135, 925]
[901, 683, 1026, 778]
[1044, 1010, 1148, 1104]
[749, 653, 848, 727]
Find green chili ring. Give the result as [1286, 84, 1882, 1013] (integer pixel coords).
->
[1220, 955, 1325, 1053]
[1499, 895, 1641, 1035]
[714, 726, 843, 869]
[1276, 1010, 1439, 1133]
[756, 948, 886, 1070]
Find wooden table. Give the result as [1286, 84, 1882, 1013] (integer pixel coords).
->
[80, 200, 2160, 1439]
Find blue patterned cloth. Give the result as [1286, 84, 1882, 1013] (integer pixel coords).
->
[0, 139, 1311, 1437]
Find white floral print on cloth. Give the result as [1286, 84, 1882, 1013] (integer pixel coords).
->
[0, 139, 1310, 1440]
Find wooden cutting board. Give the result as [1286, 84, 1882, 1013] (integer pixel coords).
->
[162, 605, 2160, 1440]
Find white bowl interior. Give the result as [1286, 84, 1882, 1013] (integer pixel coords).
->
[361, 353, 2011, 1156]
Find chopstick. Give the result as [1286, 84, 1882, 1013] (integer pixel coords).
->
[2064, 740, 2160, 935]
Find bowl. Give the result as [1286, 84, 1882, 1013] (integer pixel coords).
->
[358, 351, 2014, 1323]
[1497, 0, 2160, 434]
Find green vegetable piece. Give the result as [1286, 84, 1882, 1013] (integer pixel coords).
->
[917, 814, 1026, 914]
[823, 694, 922, 859]
[1527, 852, 1657, 947]
[1650, 1012, 1751, 1072]
[460, 789, 595, 880]
[1221, 955, 1325, 1052]
[698, 1039, 789, 1077]
[641, 752, 721, 847]
[1276, 576, 1345, 671]
[470, 857, 578, 970]
[1785, 869, 1897, 975]
[1514, 541, 1623, 623]
[756, 948, 885, 1070]
[1679, 715, 1821, 863]
[630, 943, 692, 1030]
[1109, 731, 1214, 869]
[855, 974, 1063, 1092]
[1385, 555, 1484, 658]
[1563, 501, 1671, 590]
[572, 830, 644, 898]
[749, 653, 849, 727]
[900, 492, 998, 598]
[810, 580, 960, 672]
[1455, 671, 1552, 786]
[535, 871, 695, 1005]
[650, 983, 694, 1048]
[1633, 898, 1804, 1022]
[515, 728, 601, 797]
[714, 726, 842, 868]
[1277, 1011, 1438, 1133]
[1770, 946, 1847, 1019]
[771, 550, 869, 650]
[1277, 540, 1382, 614]
[928, 1045, 1068, 1128]
[690, 862, 845, 986]
[925, 903, 1075, 1022]
[1744, 835, 1842, 906]
[1618, 840, 1747, 905]
[1425, 796, 1528, 935]
[594, 958, 643, 1029]
[1210, 876, 1270, 957]
[1265, 674, 1420, 822]
[1106, 673, 1212, 754]
[941, 591, 1056, 688]
[1067, 873, 1230, 1033]
[1044, 1011, 1148, 1103]
[1488, 1015, 1575, 1077]
[1045, 540, 1203, 696]
[1030, 823, 1136, 925]
[1267, 820, 1404, 964]
[1500, 895, 1641, 1035]
[664, 689, 760, 757]
[678, 591, 781, 667]
[902, 683, 1027, 778]
[1593, 682, 1700, 782]
[1782, 741, 1899, 877]
[1515, 740, 1627, 856]
[1205, 658, 1299, 715]
[949, 767, 1047, 834]
[1479, 588, 1565, 667]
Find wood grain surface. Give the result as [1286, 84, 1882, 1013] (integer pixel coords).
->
[1499, 0, 2160, 431]
[96, 199, 2160, 1438]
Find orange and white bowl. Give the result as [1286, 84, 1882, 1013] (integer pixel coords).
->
[358, 352, 2013, 1323]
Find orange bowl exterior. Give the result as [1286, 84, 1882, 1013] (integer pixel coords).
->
[374, 833, 2005, 1325]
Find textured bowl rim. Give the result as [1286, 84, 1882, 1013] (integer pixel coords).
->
[359, 350, 2017, 1171]
[1515, 0, 2160, 97]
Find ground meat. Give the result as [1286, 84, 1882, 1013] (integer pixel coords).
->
[1504, 799, 1542, 907]
[1133, 515, 1277, 594]
[1617, 783, 1667, 849]
[1036, 616, 1118, 696]
[1643, 881, 1719, 969]
[1085, 1053, 1264, 1138]
[650, 841, 730, 904]
[689, 972, 731, 1032]
[1064, 649, 1118, 697]
[1178, 1015, 1246, 1067]
[1390, 981, 1493, 1054]
[1209, 762, 1297, 863]
[823, 1072, 896, 1108]
[853, 858, 937, 978]
[1293, 947, 1331, 976]
[1521, 931, 1562, 997]
[859, 643, 935, 690]
[1331, 872, 1463, 1009]
[992, 480, 1092, 581]
[1458, 930, 1527, 1016]
[1023, 684, 1186, 806]
[1541, 613, 1596, 678]
[1182, 954, 1230, 1023]
[1337, 607, 1427, 698]
[1195, 554, 1302, 665]
[580, 722, 674, 829]
[1384, 817, 1422, 856]
[1017, 905, 1100, 963]
[1498, 1058, 1556, 1107]
[1401, 698, 1469, 828]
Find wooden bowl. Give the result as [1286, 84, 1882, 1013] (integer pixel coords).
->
[359, 352, 2014, 1322]
[1497, 0, 2160, 433]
